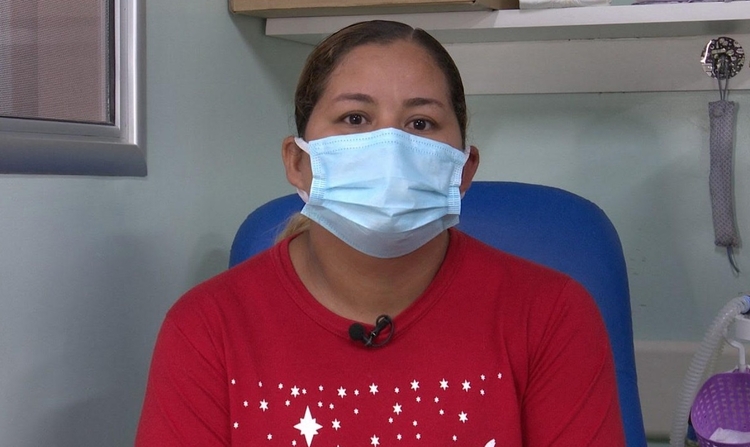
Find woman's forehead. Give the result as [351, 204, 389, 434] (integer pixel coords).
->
[323, 41, 450, 101]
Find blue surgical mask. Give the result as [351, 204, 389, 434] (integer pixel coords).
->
[294, 128, 470, 258]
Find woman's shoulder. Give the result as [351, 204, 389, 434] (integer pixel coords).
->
[166, 243, 285, 325]
[449, 229, 594, 316]
[451, 229, 571, 283]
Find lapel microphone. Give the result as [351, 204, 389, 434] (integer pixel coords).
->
[348, 314, 394, 348]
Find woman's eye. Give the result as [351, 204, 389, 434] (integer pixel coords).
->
[410, 119, 432, 131]
[343, 114, 365, 125]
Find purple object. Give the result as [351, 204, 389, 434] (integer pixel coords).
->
[691, 371, 750, 447]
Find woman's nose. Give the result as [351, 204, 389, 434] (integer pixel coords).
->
[371, 115, 402, 132]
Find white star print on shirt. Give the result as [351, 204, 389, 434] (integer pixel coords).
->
[370, 435, 380, 446]
[294, 406, 323, 447]
[244, 372, 503, 444]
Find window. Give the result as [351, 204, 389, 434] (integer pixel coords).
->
[0, 0, 145, 176]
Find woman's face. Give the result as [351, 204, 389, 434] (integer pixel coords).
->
[304, 39, 463, 149]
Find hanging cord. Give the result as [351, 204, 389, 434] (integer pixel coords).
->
[721, 58, 740, 274]
[728, 246, 740, 275]
[717, 55, 730, 101]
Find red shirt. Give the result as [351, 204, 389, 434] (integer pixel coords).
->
[136, 229, 625, 446]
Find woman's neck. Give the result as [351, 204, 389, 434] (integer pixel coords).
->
[288, 224, 450, 323]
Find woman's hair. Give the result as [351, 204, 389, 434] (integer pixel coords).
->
[294, 20, 467, 144]
[278, 20, 468, 242]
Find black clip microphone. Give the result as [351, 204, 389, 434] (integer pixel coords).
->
[349, 314, 394, 348]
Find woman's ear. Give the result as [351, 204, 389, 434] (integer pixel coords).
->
[282, 136, 311, 191]
[459, 145, 480, 195]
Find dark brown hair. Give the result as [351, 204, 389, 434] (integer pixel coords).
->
[294, 20, 468, 146]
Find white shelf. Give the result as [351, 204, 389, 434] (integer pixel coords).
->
[263, 3, 750, 94]
[266, 3, 750, 44]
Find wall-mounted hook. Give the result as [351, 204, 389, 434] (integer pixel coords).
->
[701, 37, 745, 80]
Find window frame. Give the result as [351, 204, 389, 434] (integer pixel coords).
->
[0, 0, 146, 176]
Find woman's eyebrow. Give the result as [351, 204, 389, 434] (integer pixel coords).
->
[403, 97, 446, 109]
[333, 93, 376, 104]
[331, 94, 445, 109]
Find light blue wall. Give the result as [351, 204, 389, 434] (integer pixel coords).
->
[467, 92, 750, 341]
[0, 1, 307, 445]
[0, 0, 747, 445]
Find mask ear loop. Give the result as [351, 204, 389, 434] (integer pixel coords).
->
[294, 137, 310, 154]
[459, 145, 472, 199]
[294, 137, 311, 203]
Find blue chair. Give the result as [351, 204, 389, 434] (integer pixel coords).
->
[229, 181, 647, 447]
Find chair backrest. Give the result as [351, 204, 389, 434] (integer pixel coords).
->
[229, 181, 647, 447]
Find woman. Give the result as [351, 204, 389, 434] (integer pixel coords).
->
[136, 20, 625, 446]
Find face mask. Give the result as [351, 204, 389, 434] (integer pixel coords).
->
[294, 127, 470, 258]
